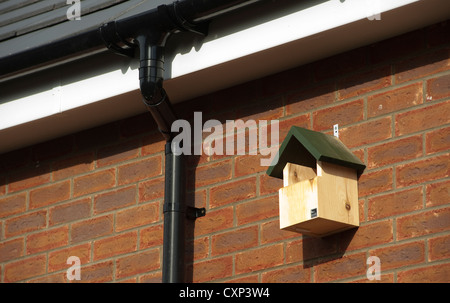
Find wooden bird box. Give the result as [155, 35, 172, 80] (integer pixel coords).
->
[266, 126, 366, 237]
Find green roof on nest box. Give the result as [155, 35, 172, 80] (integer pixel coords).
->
[266, 126, 366, 179]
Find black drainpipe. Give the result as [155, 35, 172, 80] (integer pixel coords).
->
[99, 0, 263, 283]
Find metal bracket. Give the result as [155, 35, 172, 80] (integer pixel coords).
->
[171, 2, 209, 36]
[99, 21, 135, 58]
[186, 207, 206, 220]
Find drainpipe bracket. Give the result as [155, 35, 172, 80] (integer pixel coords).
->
[170, 2, 209, 37]
[186, 207, 206, 220]
[99, 21, 135, 58]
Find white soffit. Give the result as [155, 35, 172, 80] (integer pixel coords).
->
[0, 0, 449, 154]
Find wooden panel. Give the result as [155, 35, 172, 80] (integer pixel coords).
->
[279, 177, 318, 230]
[282, 163, 317, 187]
[316, 161, 359, 226]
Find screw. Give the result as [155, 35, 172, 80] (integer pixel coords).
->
[345, 203, 351, 210]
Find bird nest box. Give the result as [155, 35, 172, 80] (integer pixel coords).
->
[266, 126, 366, 237]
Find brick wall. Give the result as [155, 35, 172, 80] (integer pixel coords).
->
[0, 21, 449, 283]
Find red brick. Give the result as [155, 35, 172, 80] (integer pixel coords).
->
[262, 265, 311, 283]
[29, 272, 66, 283]
[426, 126, 450, 154]
[286, 239, 303, 264]
[118, 156, 162, 185]
[138, 177, 164, 202]
[236, 195, 278, 226]
[140, 224, 163, 249]
[115, 202, 159, 232]
[426, 180, 450, 207]
[338, 66, 391, 100]
[358, 168, 393, 197]
[427, 74, 450, 101]
[48, 243, 91, 272]
[340, 116, 392, 148]
[428, 234, 450, 262]
[396, 154, 449, 188]
[291, 236, 339, 262]
[193, 207, 233, 237]
[187, 236, 209, 261]
[71, 215, 113, 243]
[26, 226, 69, 255]
[235, 244, 284, 275]
[368, 187, 423, 220]
[187, 189, 207, 209]
[0, 176, 5, 196]
[286, 84, 335, 115]
[97, 139, 140, 167]
[313, 99, 364, 131]
[351, 273, 394, 283]
[139, 271, 162, 283]
[314, 252, 366, 282]
[0, 193, 26, 218]
[210, 177, 256, 208]
[397, 207, 450, 240]
[5, 210, 46, 238]
[8, 165, 51, 193]
[224, 275, 259, 283]
[190, 159, 232, 188]
[260, 219, 299, 244]
[340, 220, 393, 251]
[369, 241, 425, 271]
[142, 132, 166, 156]
[278, 114, 311, 142]
[234, 154, 266, 177]
[211, 225, 258, 256]
[368, 83, 423, 118]
[395, 100, 450, 136]
[73, 168, 115, 197]
[259, 173, 283, 196]
[191, 256, 233, 283]
[116, 248, 161, 279]
[395, 48, 450, 83]
[52, 152, 94, 181]
[49, 198, 91, 226]
[72, 260, 114, 283]
[367, 135, 423, 169]
[93, 231, 137, 261]
[398, 262, 450, 283]
[0, 238, 24, 263]
[93, 185, 136, 214]
[29, 180, 71, 209]
[4, 254, 46, 282]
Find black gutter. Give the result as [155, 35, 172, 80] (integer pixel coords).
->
[1, 0, 262, 283]
[0, 0, 260, 82]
